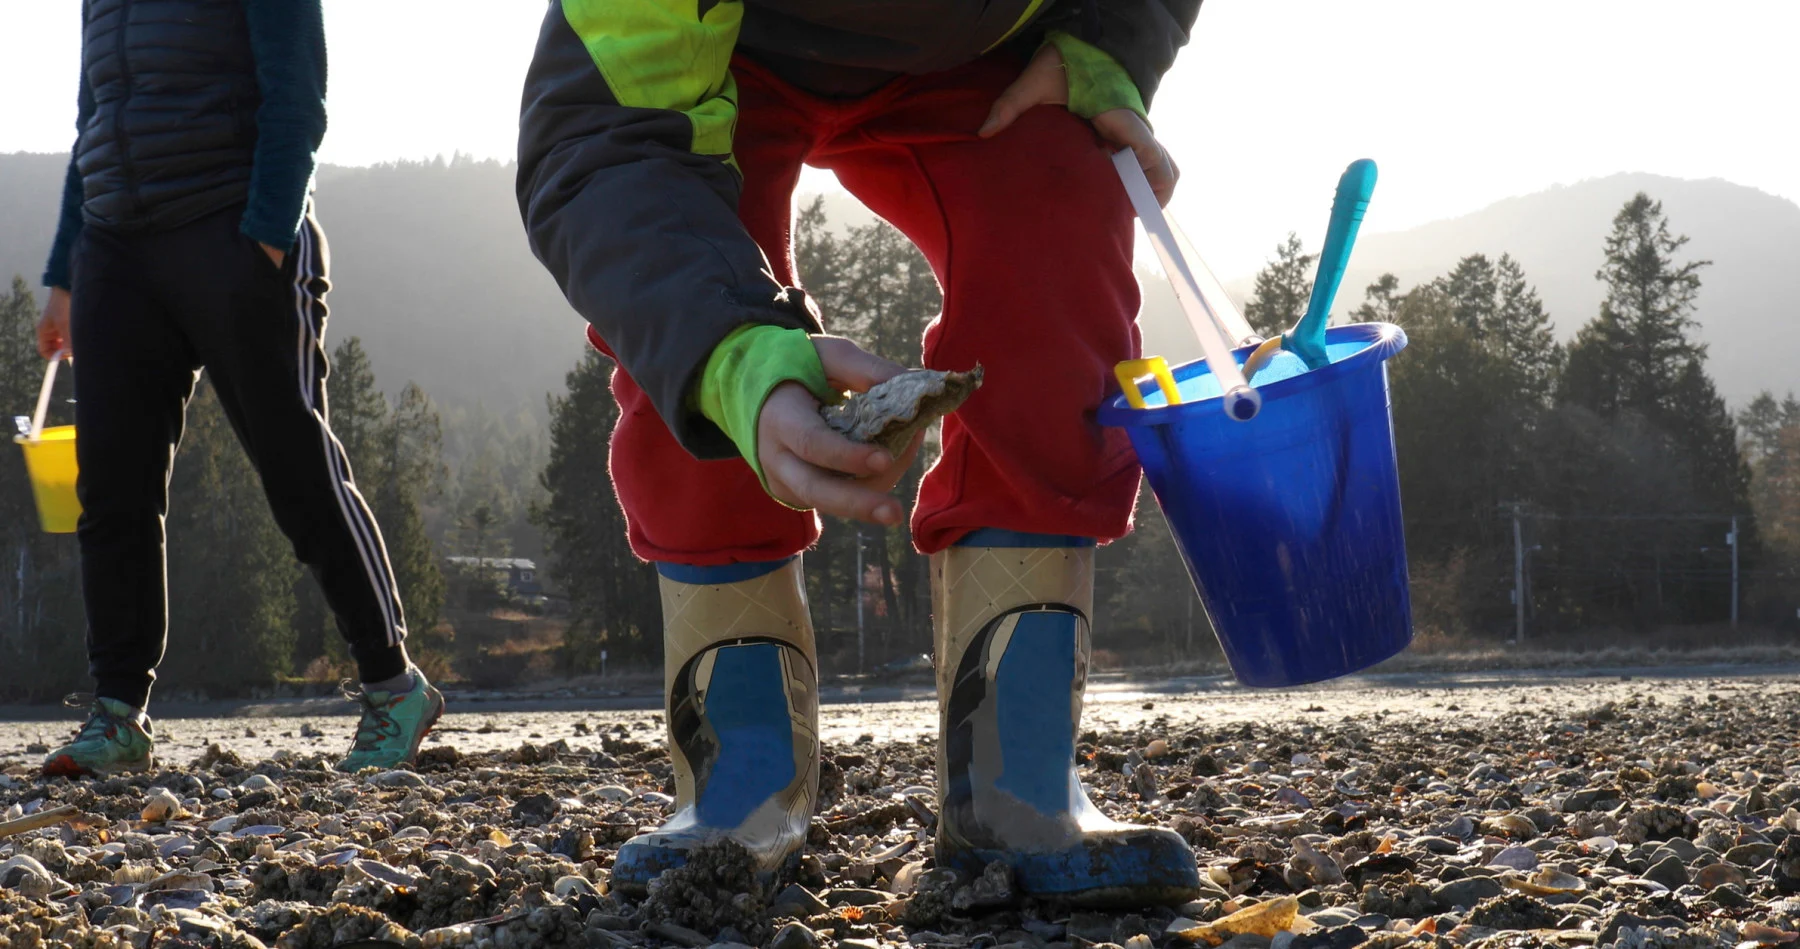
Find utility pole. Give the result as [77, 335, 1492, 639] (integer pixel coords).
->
[1185, 595, 1194, 655]
[854, 530, 866, 675]
[1728, 516, 1739, 630]
[1511, 504, 1525, 645]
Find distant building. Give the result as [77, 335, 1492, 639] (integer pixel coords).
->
[445, 556, 543, 597]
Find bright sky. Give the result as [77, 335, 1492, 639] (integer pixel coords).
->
[2, 1, 1794, 279]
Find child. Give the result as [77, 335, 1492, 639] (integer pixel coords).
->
[34, 0, 443, 777]
[518, 0, 1202, 904]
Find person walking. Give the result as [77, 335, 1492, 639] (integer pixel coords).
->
[34, 0, 444, 777]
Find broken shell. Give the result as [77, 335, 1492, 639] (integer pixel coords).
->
[140, 787, 182, 822]
[1507, 867, 1585, 895]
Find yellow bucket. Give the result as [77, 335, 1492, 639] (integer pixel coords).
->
[15, 426, 81, 534]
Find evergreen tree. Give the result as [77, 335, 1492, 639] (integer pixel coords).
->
[1561, 193, 1709, 421]
[375, 382, 448, 642]
[1243, 233, 1315, 339]
[536, 350, 660, 668]
[326, 338, 389, 484]
[1350, 273, 1404, 324]
[1488, 254, 1561, 399]
[1739, 391, 1800, 463]
[0, 277, 87, 699]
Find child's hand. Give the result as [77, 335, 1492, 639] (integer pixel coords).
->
[979, 43, 1180, 206]
[37, 288, 72, 360]
[756, 337, 924, 526]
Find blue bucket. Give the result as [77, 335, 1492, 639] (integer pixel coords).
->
[1099, 322, 1413, 687]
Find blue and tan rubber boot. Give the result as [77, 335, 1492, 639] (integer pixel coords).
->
[612, 557, 820, 895]
[932, 531, 1202, 907]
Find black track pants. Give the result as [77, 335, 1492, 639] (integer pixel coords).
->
[68, 204, 408, 707]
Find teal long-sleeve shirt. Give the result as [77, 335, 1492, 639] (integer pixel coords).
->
[43, 0, 327, 290]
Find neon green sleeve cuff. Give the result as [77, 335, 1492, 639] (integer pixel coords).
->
[695, 324, 839, 492]
[1045, 31, 1148, 121]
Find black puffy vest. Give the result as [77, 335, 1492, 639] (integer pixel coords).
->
[76, 0, 261, 232]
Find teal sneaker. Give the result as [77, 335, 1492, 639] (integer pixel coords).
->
[42, 696, 156, 778]
[334, 670, 445, 772]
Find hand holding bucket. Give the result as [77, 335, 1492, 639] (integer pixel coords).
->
[13, 355, 81, 534]
[1102, 159, 1413, 688]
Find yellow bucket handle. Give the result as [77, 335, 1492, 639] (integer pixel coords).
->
[1242, 335, 1286, 384]
[27, 352, 63, 443]
[1114, 357, 1182, 410]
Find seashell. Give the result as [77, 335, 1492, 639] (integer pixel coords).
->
[140, 788, 182, 822]
[553, 875, 598, 900]
[350, 857, 424, 889]
[821, 367, 984, 458]
[207, 816, 241, 834]
[1507, 867, 1584, 895]
[238, 774, 277, 791]
[144, 870, 214, 893]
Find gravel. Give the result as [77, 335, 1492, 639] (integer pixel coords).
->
[0, 671, 1795, 948]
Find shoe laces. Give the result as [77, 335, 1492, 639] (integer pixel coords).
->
[340, 680, 404, 753]
[62, 693, 133, 745]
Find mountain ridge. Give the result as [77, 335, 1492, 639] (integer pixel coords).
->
[3, 156, 1793, 409]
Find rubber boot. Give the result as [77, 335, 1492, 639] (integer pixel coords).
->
[932, 533, 1202, 906]
[611, 558, 820, 895]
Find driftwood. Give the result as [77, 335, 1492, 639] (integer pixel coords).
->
[0, 803, 82, 839]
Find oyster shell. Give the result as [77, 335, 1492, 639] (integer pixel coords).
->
[821, 366, 983, 458]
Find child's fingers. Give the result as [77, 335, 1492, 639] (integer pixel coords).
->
[761, 384, 892, 477]
[814, 336, 906, 392]
[766, 451, 903, 525]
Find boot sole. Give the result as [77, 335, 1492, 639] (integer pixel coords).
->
[943, 834, 1204, 909]
[42, 753, 155, 779]
[611, 840, 800, 898]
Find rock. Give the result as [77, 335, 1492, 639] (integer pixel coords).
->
[0, 854, 67, 898]
[1728, 842, 1778, 866]
[1695, 862, 1745, 890]
[826, 887, 888, 907]
[1291, 926, 1370, 949]
[770, 883, 829, 916]
[1642, 855, 1690, 890]
[371, 769, 427, 788]
[1490, 846, 1539, 871]
[1562, 788, 1624, 813]
[511, 792, 559, 823]
[1597, 912, 1689, 946]
[768, 922, 821, 949]
[1465, 893, 1562, 932]
[951, 861, 1017, 911]
[1708, 883, 1752, 909]
[1432, 876, 1504, 910]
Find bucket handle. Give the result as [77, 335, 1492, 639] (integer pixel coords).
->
[1114, 358, 1182, 410]
[1111, 151, 1262, 422]
[27, 353, 62, 443]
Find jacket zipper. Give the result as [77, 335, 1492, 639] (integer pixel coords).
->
[113, 0, 145, 217]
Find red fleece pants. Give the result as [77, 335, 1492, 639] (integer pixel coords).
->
[602, 52, 1143, 564]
